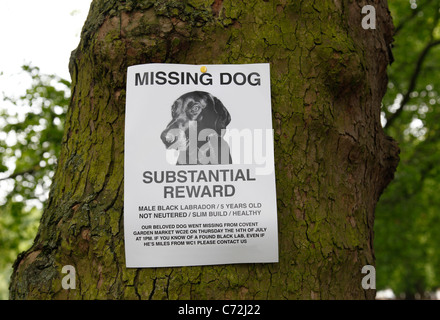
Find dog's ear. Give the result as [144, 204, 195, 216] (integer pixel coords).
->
[211, 95, 231, 133]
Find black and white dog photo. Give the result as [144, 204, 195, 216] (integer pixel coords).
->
[160, 91, 232, 165]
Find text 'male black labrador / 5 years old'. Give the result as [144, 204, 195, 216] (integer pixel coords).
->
[160, 91, 232, 165]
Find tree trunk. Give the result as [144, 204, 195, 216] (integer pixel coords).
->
[9, 0, 399, 300]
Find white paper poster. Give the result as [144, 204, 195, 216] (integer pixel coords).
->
[124, 63, 278, 268]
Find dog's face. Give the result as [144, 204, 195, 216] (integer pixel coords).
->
[160, 91, 231, 151]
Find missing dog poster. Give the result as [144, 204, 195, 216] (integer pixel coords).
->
[124, 63, 278, 268]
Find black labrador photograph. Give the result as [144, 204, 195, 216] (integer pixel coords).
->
[160, 91, 232, 165]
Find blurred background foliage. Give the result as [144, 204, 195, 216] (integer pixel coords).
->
[376, 0, 440, 299]
[0, 0, 439, 299]
[0, 66, 69, 299]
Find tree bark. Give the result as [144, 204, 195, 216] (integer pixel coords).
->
[9, 0, 399, 300]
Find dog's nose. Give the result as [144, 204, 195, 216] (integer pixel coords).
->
[161, 128, 178, 148]
[165, 132, 175, 143]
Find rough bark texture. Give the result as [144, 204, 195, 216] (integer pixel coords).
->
[10, 0, 399, 299]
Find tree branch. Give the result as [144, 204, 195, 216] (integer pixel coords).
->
[0, 166, 40, 182]
[384, 39, 440, 129]
[394, 0, 434, 35]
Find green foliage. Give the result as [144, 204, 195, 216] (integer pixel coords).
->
[375, 0, 440, 298]
[0, 66, 70, 299]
